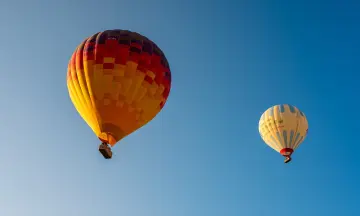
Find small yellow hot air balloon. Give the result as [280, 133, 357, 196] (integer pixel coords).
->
[67, 29, 172, 159]
[258, 104, 308, 163]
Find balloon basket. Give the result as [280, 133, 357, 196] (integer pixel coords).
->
[99, 143, 112, 159]
[284, 156, 292, 164]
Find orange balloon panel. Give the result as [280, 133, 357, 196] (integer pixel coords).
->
[67, 30, 172, 146]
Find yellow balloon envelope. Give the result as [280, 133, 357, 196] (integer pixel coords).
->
[258, 104, 308, 163]
[67, 30, 172, 159]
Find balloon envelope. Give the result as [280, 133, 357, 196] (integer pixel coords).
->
[67, 29, 172, 146]
[258, 104, 308, 160]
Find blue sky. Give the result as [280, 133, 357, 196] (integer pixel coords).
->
[0, 0, 359, 215]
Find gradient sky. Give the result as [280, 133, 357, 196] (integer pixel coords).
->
[0, 0, 359, 215]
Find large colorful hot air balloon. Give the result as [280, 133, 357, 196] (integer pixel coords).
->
[67, 29, 172, 159]
[258, 104, 308, 163]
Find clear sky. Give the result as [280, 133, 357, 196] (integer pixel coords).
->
[0, 0, 359, 215]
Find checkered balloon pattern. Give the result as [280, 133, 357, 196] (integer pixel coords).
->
[67, 30, 171, 146]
